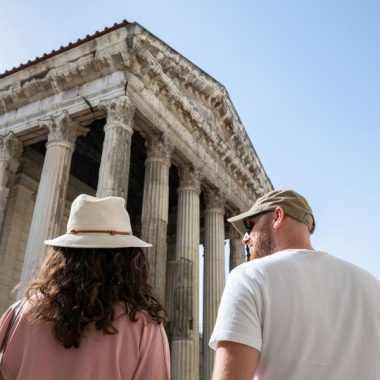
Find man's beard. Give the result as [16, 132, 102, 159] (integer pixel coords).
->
[250, 226, 276, 260]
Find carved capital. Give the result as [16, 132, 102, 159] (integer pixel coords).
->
[0, 132, 23, 185]
[99, 95, 135, 132]
[43, 111, 88, 146]
[178, 164, 201, 191]
[205, 189, 225, 211]
[0, 132, 23, 161]
[145, 133, 173, 163]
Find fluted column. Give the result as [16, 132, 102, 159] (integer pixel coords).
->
[141, 134, 173, 301]
[203, 189, 225, 380]
[165, 254, 176, 343]
[0, 132, 23, 234]
[96, 95, 135, 200]
[229, 224, 245, 269]
[165, 228, 177, 344]
[171, 165, 200, 380]
[18, 112, 88, 296]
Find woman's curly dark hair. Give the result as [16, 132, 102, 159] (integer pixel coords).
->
[25, 247, 167, 349]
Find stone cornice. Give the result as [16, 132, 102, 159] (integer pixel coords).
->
[0, 20, 130, 79]
[0, 30, 130, 115]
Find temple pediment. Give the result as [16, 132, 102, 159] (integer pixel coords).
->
[126, 24, 269, 196]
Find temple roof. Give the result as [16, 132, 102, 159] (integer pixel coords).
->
[0, 20, 130, 79]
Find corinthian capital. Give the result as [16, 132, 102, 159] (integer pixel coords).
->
[145, 133, 173, 162]
[205, 188, 225, 210]
[0, 132, 23, 185]
[99, 95, 135, 131]
[0, 132, 23, 160]
[178, 164, 201, 191]
[43, 111, 88, 146]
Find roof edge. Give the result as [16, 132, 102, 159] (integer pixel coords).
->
[0, 20, 130, 79]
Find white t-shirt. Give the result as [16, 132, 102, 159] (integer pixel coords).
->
[209, 249, 380, 380]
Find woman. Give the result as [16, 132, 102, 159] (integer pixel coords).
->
[0, 194, 170, 380]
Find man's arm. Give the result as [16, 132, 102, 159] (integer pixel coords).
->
[212, 340, 259, 380]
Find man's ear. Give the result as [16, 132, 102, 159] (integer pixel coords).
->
[273, 207, 285, 230]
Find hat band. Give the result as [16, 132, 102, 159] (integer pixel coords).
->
[68, 229, 131, 236]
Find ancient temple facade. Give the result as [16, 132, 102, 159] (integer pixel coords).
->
[0, 21, 272, 379]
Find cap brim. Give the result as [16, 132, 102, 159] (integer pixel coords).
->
[44, 233, 152, 248]
[227, 210, 256, 235]
[228, 209, 273, 235]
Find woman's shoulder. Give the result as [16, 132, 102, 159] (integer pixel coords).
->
[0, 301, 17, 328]
[1, 299, 29, 322]
[114, 304, 161, 326]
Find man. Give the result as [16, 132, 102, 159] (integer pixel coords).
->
[209, 189, 380, 380]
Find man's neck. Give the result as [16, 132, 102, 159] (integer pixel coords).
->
[275, 240, 314, 252]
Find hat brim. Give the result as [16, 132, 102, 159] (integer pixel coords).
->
[44, 233, 152, 248]
[228, 209, 273, 235]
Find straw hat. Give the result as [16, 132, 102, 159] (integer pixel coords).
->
[44, 194, 151, 248]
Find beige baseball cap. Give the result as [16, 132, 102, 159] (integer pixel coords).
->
[228, 189, 315, 235]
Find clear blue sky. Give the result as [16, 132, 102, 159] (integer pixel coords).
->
[1, 0, 379, 279]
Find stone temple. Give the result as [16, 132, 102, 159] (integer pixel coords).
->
[0, 20, 272, 379]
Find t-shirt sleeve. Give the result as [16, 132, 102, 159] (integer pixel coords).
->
[0, 302, 20, 380]
[133, 321, 170, 380]
[0, 306, 13, 338]
[0, 302, 19, 346]
[209, 265, 263, 352]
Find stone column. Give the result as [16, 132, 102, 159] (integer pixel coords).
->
[171, 165, 200, 380]
[165, 256, 176, 344]
[203, 189, 225, 380]
[165, 223, 178, 344]
[141, 134, 173, 301]
[96, 95, 135, 200]
[0, 132, 23, 234]
[18, 112, 88, 296]
[229, 224, 245, 270]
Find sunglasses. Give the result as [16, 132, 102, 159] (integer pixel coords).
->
[243, 217, 256, 234]
[243, 211, 273, 234]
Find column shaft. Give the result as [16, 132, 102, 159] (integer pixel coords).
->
[141, 135, 172, 301]
[0, 132, 22, 234]
[165, 259, 176, 342]
[0, 179, 35, 312]
[230, 238, 245, 269]
[96, 95, 135, 200]
[171, 166, 200, 380]
[203, 190, 225, 380]
[18, 112, 87, 295]
[165, 239, 177, 343]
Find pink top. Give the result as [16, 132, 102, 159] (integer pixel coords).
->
[0, 301, 170, 380]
